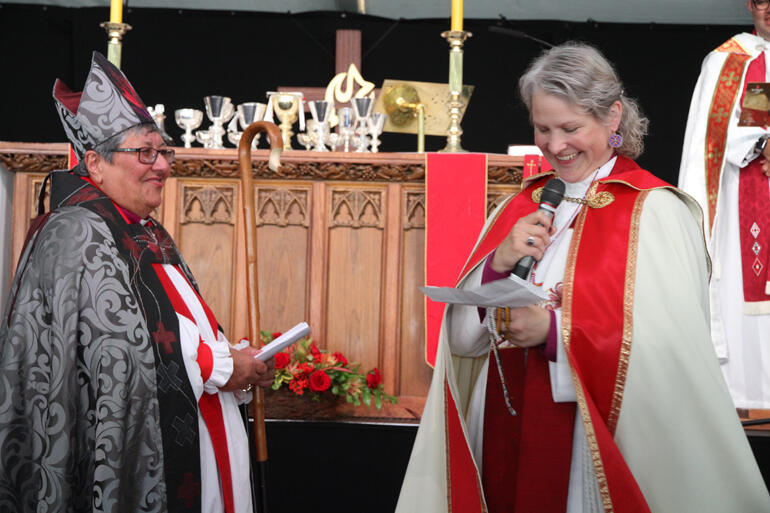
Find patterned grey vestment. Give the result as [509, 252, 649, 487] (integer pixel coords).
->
[0, 206, 167, 512]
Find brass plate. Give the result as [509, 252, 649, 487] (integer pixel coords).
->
[373, 79, 474, 136]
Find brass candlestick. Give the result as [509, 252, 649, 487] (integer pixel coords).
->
[439, 30, 472, 153]
[100, 22, 132, 68]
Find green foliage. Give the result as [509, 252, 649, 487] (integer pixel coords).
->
[261, 330, 397, 410]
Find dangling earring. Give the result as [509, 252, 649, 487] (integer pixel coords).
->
[608, 133, 623, 149]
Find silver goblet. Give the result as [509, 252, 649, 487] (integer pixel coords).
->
[203, 95, 235, 149]
[367, 112, 387, 153]
[228, 102, 267, 148]
[175, 108, 203, 148]
[297, 121, 316, 151]
[337, 107, 355, 152]
[308, 100, 332, 152]
[352, 97, 373, 152]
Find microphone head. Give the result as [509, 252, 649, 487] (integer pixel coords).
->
[541, 178, 566, 208]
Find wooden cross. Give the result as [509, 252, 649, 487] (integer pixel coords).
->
[278, 29, 378, 111]
[278, 29, 362, 106]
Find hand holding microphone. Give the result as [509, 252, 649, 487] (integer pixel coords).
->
[512, 178, 565, 279]
[490, 178, 565, 278]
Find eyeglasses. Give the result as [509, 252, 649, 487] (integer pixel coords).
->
[112, 147, 176, 165]
[753, 0, 770, 9]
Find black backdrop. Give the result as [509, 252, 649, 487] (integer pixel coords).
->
[0, 3, 749, 185]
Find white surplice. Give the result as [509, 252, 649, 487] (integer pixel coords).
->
[679, 32, 770, 408]
[161, 264, 253, 513]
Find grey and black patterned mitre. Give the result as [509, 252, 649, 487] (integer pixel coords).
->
[52, 51, 154, 174]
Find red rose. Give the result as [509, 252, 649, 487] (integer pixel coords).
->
[274, 352, 290, 369]
[271, 332, 283, 340]
[332, 351, 348, 366]
[310, 342, 322, 360]
[309, 370, 331, 392]
[366, 367, 382, 389]
[299, 363, 314, 375]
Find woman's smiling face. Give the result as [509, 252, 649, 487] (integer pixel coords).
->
[531, 90, 621, 183]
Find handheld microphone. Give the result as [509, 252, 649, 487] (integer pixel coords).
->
[512, 178, 566, 280]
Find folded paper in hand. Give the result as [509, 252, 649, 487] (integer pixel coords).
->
[421, 273, 547, 308]
[255, 321, 311, 361]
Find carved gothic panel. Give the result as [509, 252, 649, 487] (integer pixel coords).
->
[329, 189, 384, 229]
[182, 185, 235, 225]
[487, 191, 512, 217]
[256, 188, 310, 227]
[403, 191, 425, 230]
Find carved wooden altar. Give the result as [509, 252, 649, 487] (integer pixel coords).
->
[1, 142, 523, 420]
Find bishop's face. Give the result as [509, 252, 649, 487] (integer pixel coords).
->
[90, 129, 172, 218]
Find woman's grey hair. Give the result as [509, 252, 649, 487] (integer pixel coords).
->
[518, 42, 648, 159]
[91, 122, 159, 163]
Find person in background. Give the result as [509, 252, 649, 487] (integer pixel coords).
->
[0, 51, 273, 513]
[396, 42, 769, 513]
[678, 0, 770, 409]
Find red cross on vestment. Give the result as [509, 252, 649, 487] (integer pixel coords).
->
[177, 472, 201, 508]
[153, 321, 176, 354]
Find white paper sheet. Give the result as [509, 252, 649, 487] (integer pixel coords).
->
[254, 321, 311, 361]
[421, 274, 547, 308]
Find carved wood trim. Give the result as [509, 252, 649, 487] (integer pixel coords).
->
[169, 159, 431, 182]
[488, 165, 523, 184]
[403, 190, 425, 230]
[1, 153, 68, 175]
[1, 143, 525, 184]
[329, 188, 384, 229]
[181, 185, 236, 225]
[255, 187, 311, 227]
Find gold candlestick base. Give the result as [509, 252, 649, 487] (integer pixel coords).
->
[438, 30, 472, 153]
[100, 22, 132, 68]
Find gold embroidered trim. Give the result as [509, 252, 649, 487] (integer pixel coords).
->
[606, 191, 646, 433]
[714, 37, 749, 55]
[532, 182, 614, 209]
[562, 192, 613, 512]
[443, 382, 452, 512]
[572, 370, 615, 513]
[704, 53, 751, 231]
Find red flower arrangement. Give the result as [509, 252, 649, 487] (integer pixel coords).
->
[260, 331, 397, 410]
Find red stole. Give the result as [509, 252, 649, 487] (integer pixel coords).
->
[153, 263, 237, 513]
[738, 55, 770, 308]
[462, 156, 669, 512]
